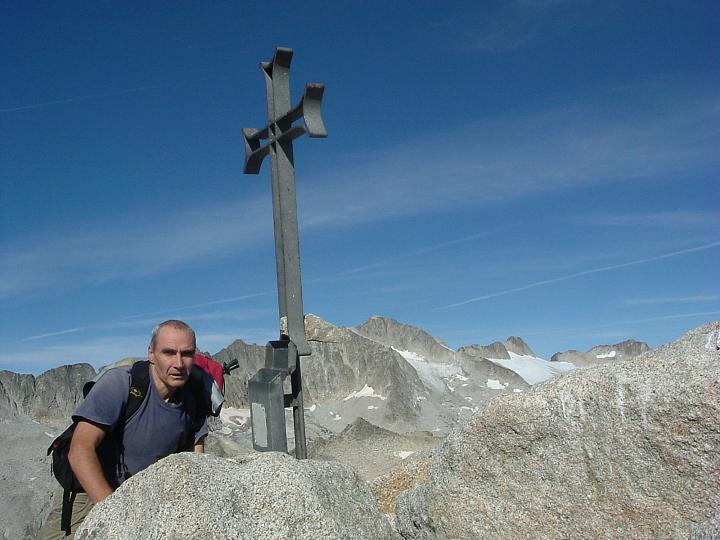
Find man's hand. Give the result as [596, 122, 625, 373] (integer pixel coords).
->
[193, 436, 205, 454]
[68, 420, 114, 503]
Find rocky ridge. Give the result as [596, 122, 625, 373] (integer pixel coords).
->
[353, 316, 456, 364]
[551, 338, 651, 367]
[0, 363, 96, 426]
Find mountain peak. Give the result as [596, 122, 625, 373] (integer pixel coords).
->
[353, 316, 455, 363]
[504, 336, 535, 356]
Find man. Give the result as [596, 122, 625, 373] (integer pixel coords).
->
[38, 320, 208, 539]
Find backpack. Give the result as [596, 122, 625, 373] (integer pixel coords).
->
[47, 353, 238, 536]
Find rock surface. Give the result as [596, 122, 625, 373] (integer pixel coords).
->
[76, 452, 399, 540]
[212, 338, 265, 408]
[214, 316, 426, 431]
[353, 316, 456, 364]
[551, 339, 651, 367]
[301, 315, 427, 430]
[504, 336, 535, 356]
[0, 363, 95, 424]
[395, 322, 720, 539]
[370, 449, 435, 515]
[308, 417, 440, 481]
[457, 341, 510, 359]
[0, 418, 57, 540]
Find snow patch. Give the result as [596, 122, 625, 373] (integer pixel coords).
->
[705, 326, 720, 350]
[487, 352, 575, 385]
[343, 384, 386, 401]
[45, 432, 55, 438]
[367, 405, 378, 410]
[393, 346, 463, 392]
[219, 407, 250, 427]
[394, 451, 415, 460]
[308, 404, 316, 412]
[392, 347, 426, 362]
[486, 379, 505, 390]
[596, 350, 616, 359]
[513, 389, 523, 393]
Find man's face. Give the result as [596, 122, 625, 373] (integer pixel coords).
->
[148, 326, 196, 396]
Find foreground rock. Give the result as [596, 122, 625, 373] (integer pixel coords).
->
[370, 449, 435, 515]
[396, 322, 720, 539]
[77, 452, 398, 540]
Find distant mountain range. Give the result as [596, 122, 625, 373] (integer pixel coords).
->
[0, 314, 652, 431]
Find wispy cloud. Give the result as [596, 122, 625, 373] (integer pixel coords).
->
[446, 0, 570, 54]
[338, 229, 511, 277]
[301, 90, 718, 231]
[625, 294, 720, 306]
[577, 210, 720, 228]
[442, 241, 720, 308]
[0, 198, 271, 298]
[2, 85, 717, 299]
[470, 310, 720, 343]
[21, 294, 272, 342]
[0, 335, 147, 373]
[0, 84, 166, 113]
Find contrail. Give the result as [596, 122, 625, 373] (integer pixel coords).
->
[0, 84, 165, 113]
[442, 241, 720, 308]
[21, 292, 269, 342]
[22, 327, 87, 342]
[116, 292, 270, 321]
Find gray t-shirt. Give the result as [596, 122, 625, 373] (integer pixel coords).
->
[73, 364, 209, 486]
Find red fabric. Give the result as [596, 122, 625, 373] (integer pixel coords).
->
[194, 352, 226, 392]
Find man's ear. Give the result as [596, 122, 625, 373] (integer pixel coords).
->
[148, 346, 154, 364]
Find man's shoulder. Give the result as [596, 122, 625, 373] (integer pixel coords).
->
[72, 364, 138, 422]
[91, 363, 134, 391]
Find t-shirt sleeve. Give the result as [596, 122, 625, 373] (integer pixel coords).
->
[194, 418, 209, 444]
[72, 367, 130, 429]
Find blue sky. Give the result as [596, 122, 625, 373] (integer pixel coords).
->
[1, 1, 718, 374]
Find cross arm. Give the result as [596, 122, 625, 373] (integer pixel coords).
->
[242, 83, 328, 175]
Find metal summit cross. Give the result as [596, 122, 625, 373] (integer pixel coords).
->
[242, 47, 327, 459]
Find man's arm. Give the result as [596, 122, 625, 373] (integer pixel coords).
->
[193, 436, 205, 453]
[68, 419, 114, 503]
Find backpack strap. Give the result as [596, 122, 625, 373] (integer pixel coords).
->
[175, 376, 209, 452]
[126, 361, 150, 421]
[60, 488, 74, 536]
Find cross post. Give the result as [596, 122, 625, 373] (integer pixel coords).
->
[243, 47, 326, 459]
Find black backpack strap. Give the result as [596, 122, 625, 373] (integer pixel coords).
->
[126, 361, 150, 421]
[114, 360, 150, 482]
[175, 376, 209, 452]
[60, 488, 75, 536]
